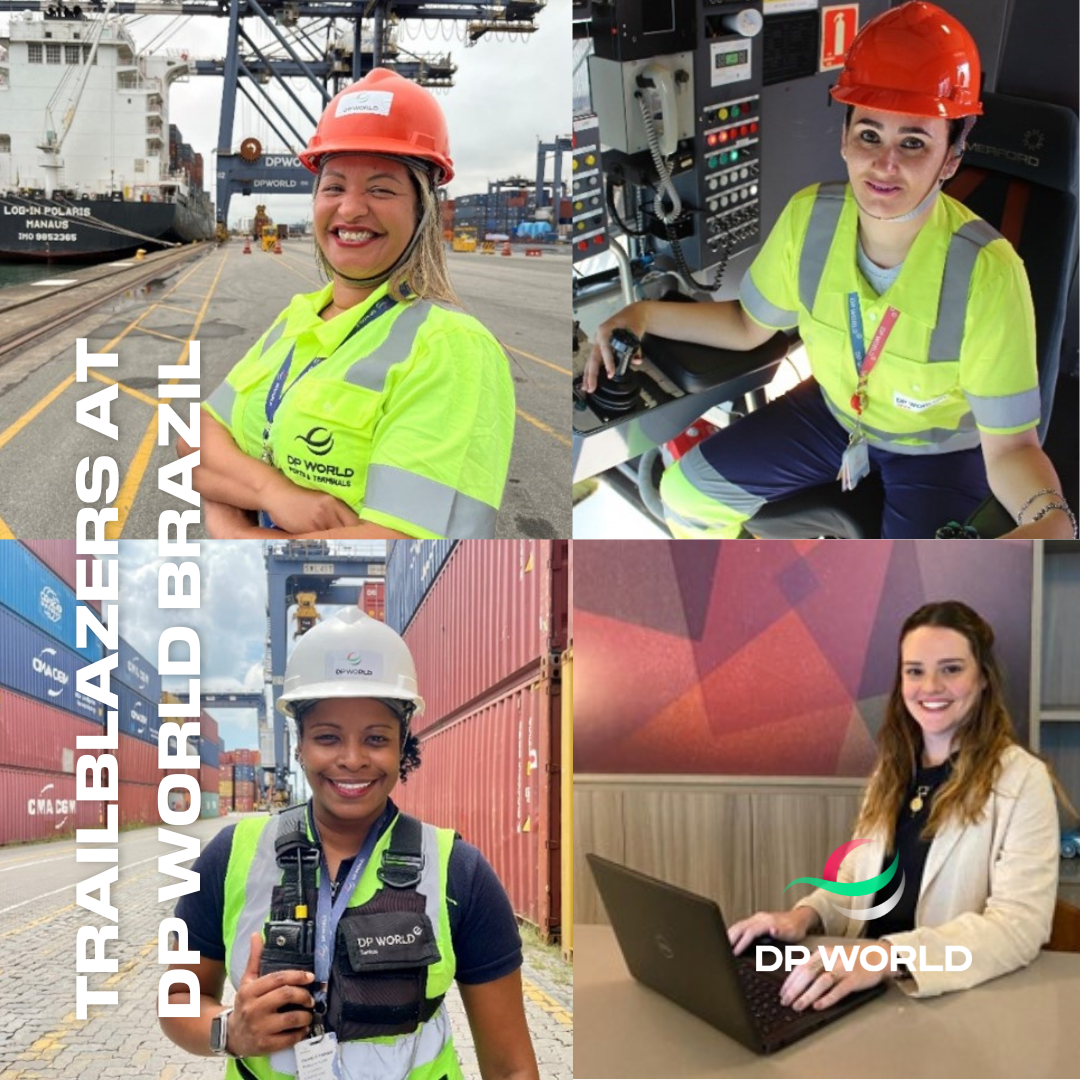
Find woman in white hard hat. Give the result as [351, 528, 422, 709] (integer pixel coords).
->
[160, 609, 540, 1080]
[178, 69, 515, 540]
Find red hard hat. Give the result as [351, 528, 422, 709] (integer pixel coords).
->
[830, 1, 983, 120]
[299, 68, 455, 183]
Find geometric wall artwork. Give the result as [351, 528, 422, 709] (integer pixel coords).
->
[574, 540, 1033, 776]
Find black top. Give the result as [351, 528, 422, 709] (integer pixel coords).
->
[864, 756, 955, 940]
[174, 799, 523, 984]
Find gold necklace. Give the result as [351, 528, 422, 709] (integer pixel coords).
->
[909, 785, 931, 815]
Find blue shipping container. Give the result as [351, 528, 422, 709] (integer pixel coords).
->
[234, 764, 256, 782]
[117, 682, 157, 744]
[0, 543, 104, 665]
[202, 737, 220, 769]
[0, 605, 104, 723]
[384, 540, 458, 634]
[116, 636, 161, 705]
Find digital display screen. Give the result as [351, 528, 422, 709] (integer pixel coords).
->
[717, 49, 747, 68]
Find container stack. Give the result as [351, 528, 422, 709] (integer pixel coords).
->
[200, 711, 221, 819]
[233, 750, 257, 813]
[387, 541, 569, 941]
[219, 750, 235, 814]
[0, 542, 106, 844]
[359, 581, 386, 622]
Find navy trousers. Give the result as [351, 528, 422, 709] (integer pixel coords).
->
[690, 378, 992, 538]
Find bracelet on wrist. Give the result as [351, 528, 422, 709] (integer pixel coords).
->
[1030, 501, 1078, 538]
[1015, 487, 1059, 524]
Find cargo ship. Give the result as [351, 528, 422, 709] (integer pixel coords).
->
[0, 10, 215, 262]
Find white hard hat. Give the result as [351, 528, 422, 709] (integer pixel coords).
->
[276, 608, 425, 718]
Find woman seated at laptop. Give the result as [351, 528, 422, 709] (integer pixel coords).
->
[728, 600, 1067, 1008]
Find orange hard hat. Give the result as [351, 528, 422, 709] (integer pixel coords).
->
[299, 68, 454, 183]
[830, 1, 983, 120]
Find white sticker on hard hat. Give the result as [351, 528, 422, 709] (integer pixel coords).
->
[335, 90, 393, 119]
[326, 650, 385, 681]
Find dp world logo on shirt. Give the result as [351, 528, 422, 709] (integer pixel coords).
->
[784, 839, 904, 920]
[295, 427, 334, 456]
[39, 586, 63, 623]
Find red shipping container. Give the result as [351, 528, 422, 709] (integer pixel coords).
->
[567, 541, 573, 646]
[359, 581, 386, 622]
[0, 688, 104, 774]
[200, 764, 220, 793]
[220, 796, 234, 814]
[201, 711, 219, 746]
[402, 540, 569, 733]
[0, 765, 103, 844]
[221, 751, 235, 766]
[117, 780, 159, 829]
[393, 674, 561, 937]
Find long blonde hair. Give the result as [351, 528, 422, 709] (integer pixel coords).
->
[856, 601, 1018, 850]
[313, 158, 459, 306]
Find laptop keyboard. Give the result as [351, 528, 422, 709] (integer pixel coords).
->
[735, 956, 808, 1035]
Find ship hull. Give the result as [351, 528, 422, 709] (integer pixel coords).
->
[0, 194, 215, 262]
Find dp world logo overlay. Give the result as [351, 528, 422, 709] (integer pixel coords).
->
[784, 840, 904, 921]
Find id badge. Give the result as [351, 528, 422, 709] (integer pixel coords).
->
[838, 435, 870, 492]
[294, 1031, 339, 1080]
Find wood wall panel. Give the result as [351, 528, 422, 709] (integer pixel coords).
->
[573, 786, 624, 925]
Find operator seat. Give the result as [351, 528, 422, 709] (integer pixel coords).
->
[744, 92, 1079, 539]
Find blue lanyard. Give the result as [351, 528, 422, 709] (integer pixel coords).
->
[263, 294, 398, 431]
[308, 802, 393, 1012]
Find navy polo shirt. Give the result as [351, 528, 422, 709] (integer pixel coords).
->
[174, 799, 523, 984]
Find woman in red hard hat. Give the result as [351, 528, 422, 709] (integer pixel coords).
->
[587, 1, 1076, 540]
[182, 69, 515, 540]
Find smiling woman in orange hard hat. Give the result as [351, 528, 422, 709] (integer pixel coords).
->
[159, 609, 541, 1080]
[178, 70, 514, 540]
[586, 1, 1077, 541]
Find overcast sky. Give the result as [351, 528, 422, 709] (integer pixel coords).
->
[39, 0, 571, 226]
[116, 540, 377, 779]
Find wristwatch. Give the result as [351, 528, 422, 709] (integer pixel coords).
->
[210, 1007, 236, 1056]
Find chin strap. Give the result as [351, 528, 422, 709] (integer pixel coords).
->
[852, 118, 978, 225]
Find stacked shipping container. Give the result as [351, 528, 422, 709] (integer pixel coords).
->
[389, 541, 569, 941]
[0, 541, 214, 843]
[360, 581, 386, 622]
[0, 542, 107, 843]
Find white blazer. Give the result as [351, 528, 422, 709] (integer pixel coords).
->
[795, 744, 1060, 997]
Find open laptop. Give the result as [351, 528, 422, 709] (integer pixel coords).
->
[586, 852, 887, 1054]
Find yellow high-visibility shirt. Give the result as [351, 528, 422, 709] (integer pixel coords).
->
[739, 182, 1039, 453]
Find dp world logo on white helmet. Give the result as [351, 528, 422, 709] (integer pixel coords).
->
[326, 650, 385, 681]
[39, 586, 63, 623]
[32, 648, 69, 696]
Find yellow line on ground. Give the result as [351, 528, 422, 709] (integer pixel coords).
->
[156, 302, 200, 317]
[89, 369, 159, 408]
[503, 343, 571, 376]
[271, 252, 323, 287]
[0, 903, 76, 939]
[134, 325, 189, 344]
[517, 407, 571, 447]
[0, 372, 76, 452]
[107, 249, 230, 538]
[522, 976, 573, 1028]
[0, 514, 14, 539]
[162, 257, 211, 299]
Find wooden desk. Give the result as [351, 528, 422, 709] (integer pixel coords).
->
[575, 924, 1079, 1079]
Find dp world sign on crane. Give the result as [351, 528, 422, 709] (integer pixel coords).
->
[217, 152, 312, 197]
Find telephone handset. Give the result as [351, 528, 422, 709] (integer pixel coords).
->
[635, 63, 679, 158]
